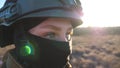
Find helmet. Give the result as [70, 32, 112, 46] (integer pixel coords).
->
[0, 0, 83, 27]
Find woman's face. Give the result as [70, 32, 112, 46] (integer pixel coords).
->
[29, 18, 73, 42]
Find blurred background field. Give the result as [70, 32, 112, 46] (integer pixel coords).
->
[70, 27, 120, 68]
[0, 27, 120, 68]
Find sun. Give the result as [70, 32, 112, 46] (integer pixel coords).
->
[80, 0, 120, 27]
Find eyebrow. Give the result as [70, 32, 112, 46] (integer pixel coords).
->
[41, 24, 73, 31]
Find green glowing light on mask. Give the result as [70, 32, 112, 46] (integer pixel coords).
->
[24, 45, 31, 55]
[20, 42, 35, 56]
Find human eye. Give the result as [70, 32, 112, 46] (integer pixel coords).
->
[43, 32, 56, 40]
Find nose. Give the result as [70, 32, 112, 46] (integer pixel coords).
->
[58, 34, 68, 42]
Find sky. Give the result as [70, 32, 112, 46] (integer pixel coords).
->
[0, 0, 5, 8]
[80, 0, 120, 27]
[0, 0, 120, 27]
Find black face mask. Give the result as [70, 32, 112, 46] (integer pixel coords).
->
[10, 32, 71, 68]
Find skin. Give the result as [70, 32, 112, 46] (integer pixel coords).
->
[28, 18, 73, 42]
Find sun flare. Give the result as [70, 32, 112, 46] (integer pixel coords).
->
[80, 0, 120, 27]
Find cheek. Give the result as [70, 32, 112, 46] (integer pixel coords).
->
[29, 28, 51, 38]
[29, 28, 39, 36]
[29, 26, 39, 32]
[69, 40, 72, 45]
[28, 27, 45, 37]
[69, 40, 72, 50]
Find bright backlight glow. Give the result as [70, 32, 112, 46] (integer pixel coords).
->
[80, 0, 120, 27]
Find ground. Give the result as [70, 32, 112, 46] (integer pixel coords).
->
[71, 35, 120, 68]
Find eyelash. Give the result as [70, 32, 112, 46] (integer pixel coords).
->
[44, 32, 56, 39]
[43, 32, 72, 41]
